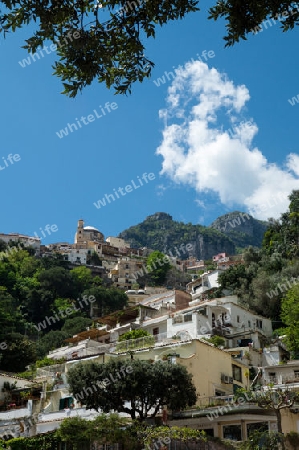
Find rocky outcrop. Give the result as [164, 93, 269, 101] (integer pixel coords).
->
[209, 211, 268, 249]
[119, 213, 235, 260]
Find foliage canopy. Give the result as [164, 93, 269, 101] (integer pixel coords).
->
[67, 359, 197, 420]
[1, 1, 298, 95]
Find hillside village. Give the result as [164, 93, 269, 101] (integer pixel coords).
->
[0, 211, 298, 449]
[1, 0, 298, 447]
[0, 216, 256, 292]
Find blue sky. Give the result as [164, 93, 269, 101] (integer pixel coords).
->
[0, 3, 299, 244]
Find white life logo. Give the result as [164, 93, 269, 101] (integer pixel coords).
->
[0, 153, 21, 171]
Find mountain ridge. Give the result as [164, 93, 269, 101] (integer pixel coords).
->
[118, 211, 268, 260]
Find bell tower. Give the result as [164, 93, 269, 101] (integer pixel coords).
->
[76, 219, 84, 243]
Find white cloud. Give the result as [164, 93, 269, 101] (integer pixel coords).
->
[195, 199, 205, 208]
[156, 61, 299, 220]
[287, 153, 299, 176]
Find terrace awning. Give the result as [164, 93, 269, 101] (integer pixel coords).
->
[65, 328, 108, 344]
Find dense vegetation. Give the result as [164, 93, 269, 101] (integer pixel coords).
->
[2, 415, 207, 450]
[0, 249, 127, 371]
[216, 191, 299, 354]
[0, 0, 298, 95]
[67, 359, 197, 420]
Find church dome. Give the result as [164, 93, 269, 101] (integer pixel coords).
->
[84, 226, 100, 232]
[75, 220, 104, 244]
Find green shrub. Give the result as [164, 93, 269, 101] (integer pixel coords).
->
[116, 330, 154, 352]
[240, 430, 283, 450]
[35, 357, 66, 368]
[118, 329, 152, 341]
[6, 433, 61, 450]
[203, 335, 225, 348]
[286, 431, 299, 448]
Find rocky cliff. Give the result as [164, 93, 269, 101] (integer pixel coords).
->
[119, 213, 233, 260]
[118, 211, 268, 260]
[209, 211, 268, 250]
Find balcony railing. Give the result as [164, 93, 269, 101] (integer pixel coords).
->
[0, 405, 32, 419]
[36, 363, 66, 377]
[37, 407, 99, 423]
[114, 332, 188, 353]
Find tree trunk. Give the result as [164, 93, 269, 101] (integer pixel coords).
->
[275, 409, 285, 450]
[276, 409, 282, 434]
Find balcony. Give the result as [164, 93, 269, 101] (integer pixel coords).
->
[113, 332, 190, 353]
[42, 332, 191, 365]
[0, 403, 32, 419]
[37, 407, 99, 426]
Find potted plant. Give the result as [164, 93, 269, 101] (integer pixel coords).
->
[243, 350, 251, 361]
[20, 390, 31, 401]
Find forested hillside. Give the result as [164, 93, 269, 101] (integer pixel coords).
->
[0, 248, 127, 372]
[119, 212, 235, 260]
[216, 190, 299, 356]
[119, 211, 268, 259]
